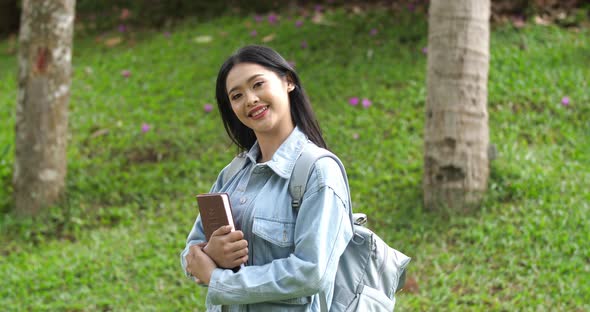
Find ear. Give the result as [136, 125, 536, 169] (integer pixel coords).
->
[286, 74, 295, 92]
[287, 83, 295, 92]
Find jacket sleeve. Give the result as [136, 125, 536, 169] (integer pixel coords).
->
[205, 158, 354, 305]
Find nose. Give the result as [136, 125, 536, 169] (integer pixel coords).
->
[245, 90, 259, 107]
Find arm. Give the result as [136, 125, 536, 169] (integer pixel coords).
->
[180, 215, 208, 278]
[206, 159, 354, 305]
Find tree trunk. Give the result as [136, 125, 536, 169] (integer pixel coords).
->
[424, 0, 490, 212]
[14, 0, 75, 215]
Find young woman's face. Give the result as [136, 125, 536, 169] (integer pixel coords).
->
[225, 62, 295, 137]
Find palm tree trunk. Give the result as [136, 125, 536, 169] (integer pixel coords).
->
[14, 0, 75, 215]
[424, 0, 491, 212]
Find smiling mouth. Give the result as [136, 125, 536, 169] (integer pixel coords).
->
[249, 106, 269, 118]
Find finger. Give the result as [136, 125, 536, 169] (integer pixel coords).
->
[226, 230, 245, 241]
[211, 225, 233, 237]
[226, 247, 248, 264]
[236, 254, 248, 265]
[230, 246, 248, 259]
[193, 243, 207, 255]
[224, 240, 248, 254]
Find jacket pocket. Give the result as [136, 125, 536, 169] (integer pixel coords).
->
[252, 217, 295, 248]
[345, 285, 395, 312]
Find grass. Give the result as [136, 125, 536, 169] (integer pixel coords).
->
[1, 6, 589, 311]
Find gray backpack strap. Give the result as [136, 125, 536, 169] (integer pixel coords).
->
[289, 144, 342, 209]
[222, 152, 248, 185]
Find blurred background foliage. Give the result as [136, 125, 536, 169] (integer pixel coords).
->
[1, 0, 589, 37]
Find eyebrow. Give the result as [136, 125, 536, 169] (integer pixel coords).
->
[227, 74, 264, 95]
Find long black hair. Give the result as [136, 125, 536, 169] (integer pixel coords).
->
[215, 45, 327, 151]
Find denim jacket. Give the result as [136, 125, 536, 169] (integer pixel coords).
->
[180, 127, 353, 312]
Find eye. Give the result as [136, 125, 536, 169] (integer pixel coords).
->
[253, 81, 264, 88]
[231, 93, 242, 101]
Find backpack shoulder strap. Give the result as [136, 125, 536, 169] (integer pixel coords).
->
[222, 152, 248, 185]
[289, 144, 334, 209]
[289, 144, 352, 214]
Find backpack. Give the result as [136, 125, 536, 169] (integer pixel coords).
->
[224, 144, 411, 311]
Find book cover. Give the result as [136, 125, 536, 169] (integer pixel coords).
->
[196, 193, 236, 242]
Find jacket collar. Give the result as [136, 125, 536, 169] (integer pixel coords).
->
[244, 127, 308, 179]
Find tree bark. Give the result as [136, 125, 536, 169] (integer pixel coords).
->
[424, 0, 490, 212]
[14, 0, 75, 215]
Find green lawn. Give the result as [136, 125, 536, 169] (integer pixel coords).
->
[1, 6, 589, 311]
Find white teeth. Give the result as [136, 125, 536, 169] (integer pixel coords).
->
[251, 106, 268, 117]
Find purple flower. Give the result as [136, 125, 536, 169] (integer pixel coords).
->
[561, 96, 570, 106]
[300, 40, 308, 49]
[348, 97, 359, 106]
[268, 13, 278, 24]
[315, 5, 323, 12]
[352, 133, 359, 140]
[288, 60, 296, 68]
[204, 103, 213, 113]
[121, 70, 131, 78]
[250, 30, 258, 37]
[141, 123, 150, 133]
[407, 3, 415, 12]
[295, 20, 304, 28]
[362, 98, 372, 108]
[422, 47, 428, 54]
[370, 28, 378, 36]
[254, 15, 263, 23]
[118, 24, 126, 33]
[163, 31, 171, 38]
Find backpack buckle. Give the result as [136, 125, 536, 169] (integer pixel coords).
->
[353, 213, 367, 226]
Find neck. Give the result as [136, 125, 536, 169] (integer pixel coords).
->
[255, 126, 295, 163]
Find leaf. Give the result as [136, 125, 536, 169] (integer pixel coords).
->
[512, 18, 526, 28]
[534, 15, 551, 26]
[90, 129, 109, 138]
[194, 35, 213, 44]
[311, 12, 325, 24]
[104, 37, 122, 47]
[262, 33, 276, 43]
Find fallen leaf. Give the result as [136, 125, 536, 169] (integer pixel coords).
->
[90, 128, 109, 138]
[311, 12, 324, 24]
[512, 18, 526, 28]
[262, 33, 276, 43]
[194, 35, 213, 44]
[534, 15, 550, 26]
[104, 37, 122, 47]
[402, 276, 419, 294]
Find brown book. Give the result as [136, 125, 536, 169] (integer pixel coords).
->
[196, 193, 236, 242]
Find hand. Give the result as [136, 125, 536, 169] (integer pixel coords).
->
[204, 225, 249, 269]
[186, 243, 217, 285]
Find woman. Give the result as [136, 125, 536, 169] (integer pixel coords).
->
[180, 45, 353, 311]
